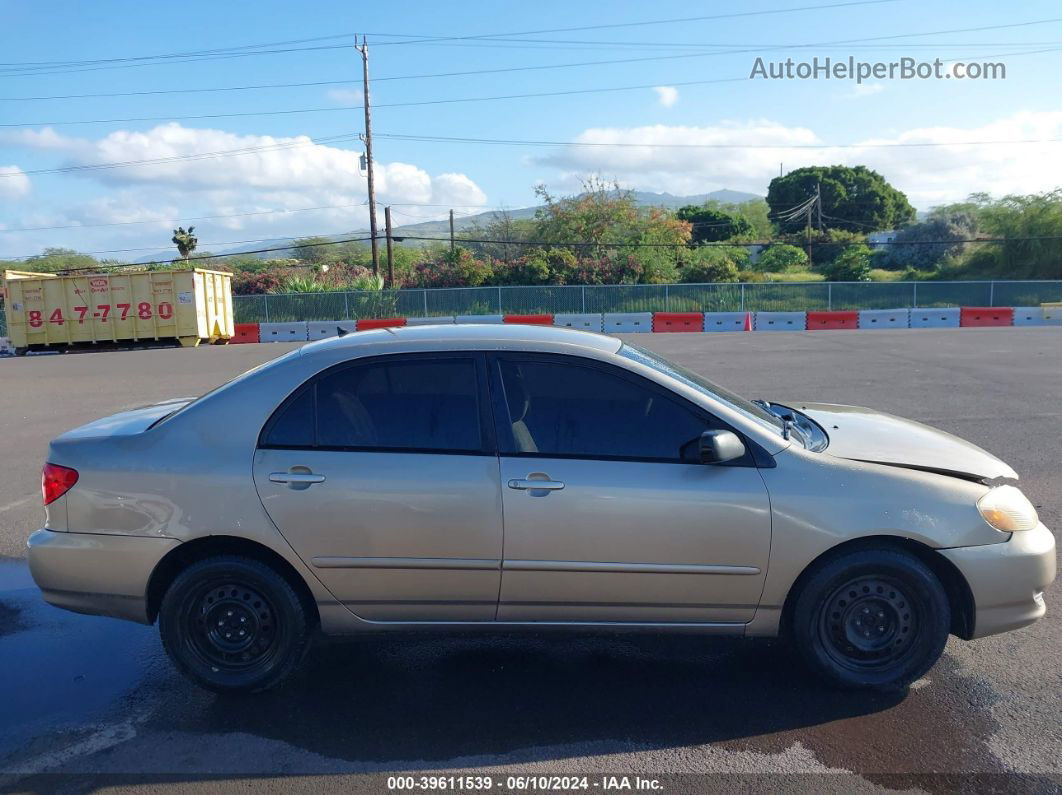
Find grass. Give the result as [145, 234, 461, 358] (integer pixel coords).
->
[762, 270, 825, 282]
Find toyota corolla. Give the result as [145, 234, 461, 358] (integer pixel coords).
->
[28, 324, 1055, 693]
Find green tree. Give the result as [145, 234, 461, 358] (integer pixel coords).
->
[675, 205, 753, 243]
[678, 246, 745, 283]
[465, 210, 535, 263]
[767, 165, 915, 233]
[709, 198, 773, 239]
[822, 244, 874, 281]
[290, 234, 339, 265]
[171, 226, 197, 260]
[756, 244, 809, 272]
[6, 248, 104, 273]
[952, 191, 1062, 279]
[533, 178, 691, 283]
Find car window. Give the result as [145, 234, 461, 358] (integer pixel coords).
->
[618, 343, 786, 436]
[262, 357, 483, 453]
[264, 385, 315, 447]
[497, 358, 707, 462]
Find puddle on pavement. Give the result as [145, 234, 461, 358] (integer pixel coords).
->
[0, 560, 161, 759]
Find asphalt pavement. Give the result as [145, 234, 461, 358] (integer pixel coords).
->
[0, 327, 1059, 792]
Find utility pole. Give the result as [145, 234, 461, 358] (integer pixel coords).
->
[449, 209, 456, 253]
[384, 205, 394, 288]
[805, 202, 813, 263]
[355, 36, 379, 275]
[815, 180, 823, 231]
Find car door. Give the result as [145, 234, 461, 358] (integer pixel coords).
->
[252, 353, 504, 622]
[491, 353, 772, 625]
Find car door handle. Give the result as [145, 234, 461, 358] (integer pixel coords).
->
[508, 478, 564, 491]
[269, 472, 326, 485]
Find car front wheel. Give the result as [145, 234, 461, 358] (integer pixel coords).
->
[791, 547, 950, 690]
[159, 555, 313, 693]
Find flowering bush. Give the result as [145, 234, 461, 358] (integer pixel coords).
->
[232, 271, 283, 294]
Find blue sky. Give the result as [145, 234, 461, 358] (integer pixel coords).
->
[1, 0, 1060, 259]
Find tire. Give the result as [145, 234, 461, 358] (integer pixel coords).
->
[159, 555, 314, 694]
[790, 547, 950, 690]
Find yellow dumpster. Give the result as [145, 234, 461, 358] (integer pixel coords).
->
[2, 268, 234, 354]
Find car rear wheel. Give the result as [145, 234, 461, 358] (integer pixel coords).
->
[159, 556, 313, 693]
[791, 547, 950, 690]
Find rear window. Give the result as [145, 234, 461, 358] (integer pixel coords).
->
[261, 357, 483, 453]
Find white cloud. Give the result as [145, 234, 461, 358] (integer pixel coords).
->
[846, 82, 885, 99]
[535, 111, 1062, 208]
[0, 165, 30, 198]
[10, 123, 483, 207]
[326, 88, 363, 105]
[653, 86, 679, 107]
[0, 124, 487, 256]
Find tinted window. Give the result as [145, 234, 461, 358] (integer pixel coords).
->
[264, 386, 315, 447]
[262, 357, 483, 453]
[498, 359, 706, 461]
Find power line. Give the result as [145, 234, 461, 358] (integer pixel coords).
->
[0, 77, 750, 127]
[0, 1, 897, 75]
[12, 41, 1057, 101]
[9, 232, 1060, 264]
[459, 18, 1062, 49]
[1, 201, 370, 233]
[3, 201, 496, 232]
[6, 30, 1061, 100]
[5, 10, 1059, 80]
[367, 1, 901, 47]
[6, 37, 1060, 128]
[375, 132, 1062, 150]
[3, 233, 375, 263]
[400, 234, 1062, 248]
[5, 125, 1056, 184]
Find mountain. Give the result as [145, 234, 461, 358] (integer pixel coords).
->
[140, 189, 764, 261]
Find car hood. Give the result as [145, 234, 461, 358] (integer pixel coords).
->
[781, 401, 1018, 481]
[55, 397, 194, 441]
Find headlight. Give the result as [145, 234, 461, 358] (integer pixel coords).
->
[977, 485, 1039, 532]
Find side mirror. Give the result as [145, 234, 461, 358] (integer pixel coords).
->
[698, 430, 746, 464]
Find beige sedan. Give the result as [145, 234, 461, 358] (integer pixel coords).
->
[28, 325, 1055, 693]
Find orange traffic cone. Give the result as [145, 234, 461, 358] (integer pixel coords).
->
[743, 311, 753, 331]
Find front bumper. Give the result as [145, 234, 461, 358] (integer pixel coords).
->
[27, 528, 180, 625]
[940, 523, 1056, 639]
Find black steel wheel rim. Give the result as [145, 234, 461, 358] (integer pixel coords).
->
[182, 580, 280, 672]
[817, 576, 919, 671]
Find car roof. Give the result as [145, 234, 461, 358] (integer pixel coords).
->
[301, 322, 624, 355]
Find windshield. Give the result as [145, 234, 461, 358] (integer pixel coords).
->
[618, 343, 790, 439]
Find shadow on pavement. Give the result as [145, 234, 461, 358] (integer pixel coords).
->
[150, 630, 904, 764]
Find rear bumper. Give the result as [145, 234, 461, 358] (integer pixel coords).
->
[941, 523, 1056, 639]
[27, 528, 179, 625]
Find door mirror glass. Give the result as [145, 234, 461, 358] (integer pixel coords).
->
[699, 430, 746, 464]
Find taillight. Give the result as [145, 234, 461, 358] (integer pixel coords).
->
[42, 463, 78, 505]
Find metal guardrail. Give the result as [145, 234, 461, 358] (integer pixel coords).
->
[230, 280, 1062, 323]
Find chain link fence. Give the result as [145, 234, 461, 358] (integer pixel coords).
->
[231, 280, 1062, 323]
[2, 284, 1059, 336]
